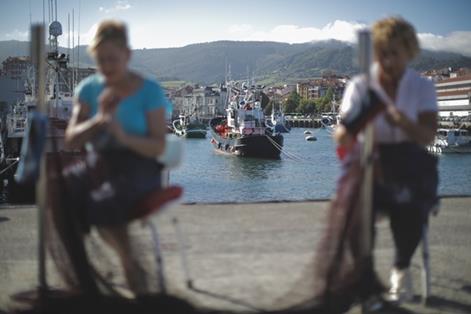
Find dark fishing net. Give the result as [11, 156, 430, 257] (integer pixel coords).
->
[271, 143, 383, 313]
[16, 144, 380, 314]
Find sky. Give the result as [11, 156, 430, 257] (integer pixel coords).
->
[1, 0, 471, 55]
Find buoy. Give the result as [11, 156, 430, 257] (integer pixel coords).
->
[304, 130, 312, 135]
[305, 135, 317, 141]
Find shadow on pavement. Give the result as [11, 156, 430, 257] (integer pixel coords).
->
[462, 285, 471, 294]
[425, 295, 471, 313]
[0, 217, 10, 223]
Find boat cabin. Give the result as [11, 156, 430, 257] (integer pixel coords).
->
[226, 100, 265, 136]
[437, 128, 471, 146]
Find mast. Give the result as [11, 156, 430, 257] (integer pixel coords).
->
[77, 0, 81, 76]
[48, 0, 62, 115]
[68, 13, 71, 88]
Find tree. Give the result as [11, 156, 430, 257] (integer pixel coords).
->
[297, 99, 317, 115]
[283, 91, 301, 113]
[319, 87, 334, 112]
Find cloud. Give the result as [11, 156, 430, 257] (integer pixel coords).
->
[225, 21, 471, 57]
[226, 20, 366, 44]
[1, 29, 29, 41]
[98, 1, 132, 14]
[418, 31, 471, 57]
[58, 23, 98, 49]
[228, 24, 253, 34]
[47, 17, 471, 58]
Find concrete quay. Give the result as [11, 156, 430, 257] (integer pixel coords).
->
[0, 197, 470, 313]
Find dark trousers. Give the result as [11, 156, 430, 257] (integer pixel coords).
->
[374, 142, 438, 270]
[389, 203, 425, 269]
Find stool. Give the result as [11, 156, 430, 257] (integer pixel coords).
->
[129, 185, 183, 294]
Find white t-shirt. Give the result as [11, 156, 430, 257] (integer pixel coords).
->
[340, 63, 438, 143]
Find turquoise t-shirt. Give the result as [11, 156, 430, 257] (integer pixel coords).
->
[74, 74, 172, 136]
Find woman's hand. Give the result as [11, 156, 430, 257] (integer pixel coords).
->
[385, 105, 408, 128]
[98, 87, 121, 116]
[385, 105, 437, 145]
[334, 125, 355, 148]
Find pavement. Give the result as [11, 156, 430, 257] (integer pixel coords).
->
[0, 197, 470, 313]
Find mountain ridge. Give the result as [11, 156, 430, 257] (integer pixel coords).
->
[1, 39, 471, 84]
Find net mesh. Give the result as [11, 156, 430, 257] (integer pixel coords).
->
[14, 146, 378, 314]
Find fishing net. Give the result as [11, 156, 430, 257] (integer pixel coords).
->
[5, 139, 386, 314]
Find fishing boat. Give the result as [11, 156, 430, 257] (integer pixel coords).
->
[0, 19, 75, 201]
[209, 83, 283, 159]
[428, 128, 471, 153]
[172, 114, 207, 138]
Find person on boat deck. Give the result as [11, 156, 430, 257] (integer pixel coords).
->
[64, 20, 172, 294]
[335, 16, 438, 304]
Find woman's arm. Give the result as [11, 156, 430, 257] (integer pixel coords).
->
[385, 107, 437, 145]
[65, 100, 110, 150]
[110, 107, 167, 158]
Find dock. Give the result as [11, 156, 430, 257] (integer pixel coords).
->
[1, 197, 470, 313]
[285, 116, 323, 128]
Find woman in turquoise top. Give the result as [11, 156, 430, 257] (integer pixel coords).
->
[65, 20, 171, 295]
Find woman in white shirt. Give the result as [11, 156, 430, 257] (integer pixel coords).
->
[336, 17, 438, 304]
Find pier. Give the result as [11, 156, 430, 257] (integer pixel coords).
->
[1, 197, 470, 313]
[285, 116, 323, 128]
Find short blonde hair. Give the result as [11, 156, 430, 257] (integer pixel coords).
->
[372, 17, 419, 60]
[88, 20, 129, 54]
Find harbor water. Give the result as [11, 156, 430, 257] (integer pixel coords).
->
[171, 128, 471, 203]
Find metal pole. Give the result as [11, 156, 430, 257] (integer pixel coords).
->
[172, 217, 193, 289]
[358, 29, 375, 314]
[358, 30, 373, 257]
[147, 221, 167, 294]
[31, 24, 47, 292]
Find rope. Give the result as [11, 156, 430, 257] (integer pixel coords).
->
[265, 135, 305, 162]
[0, 159, 19, 176]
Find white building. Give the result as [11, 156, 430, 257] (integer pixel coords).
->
[172, 85, 227, 117]
[435, 75, 471, 117]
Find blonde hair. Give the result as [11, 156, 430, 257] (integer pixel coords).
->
[372, 17, 420, 60]
[88, 20, 129, 54]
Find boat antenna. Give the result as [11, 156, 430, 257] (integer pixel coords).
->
[224, 56, 227, 84]
[29, 0, 32, 27]
[246, 65, 250, 87]
[77, 0, 81, 75]
[47, 0, 52, 45]
[72, 8, 75, 87]
[68, 13, 71, 88]
[67, 13, 70, 52]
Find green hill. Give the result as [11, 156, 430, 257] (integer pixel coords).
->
[2, 39, 471, 84]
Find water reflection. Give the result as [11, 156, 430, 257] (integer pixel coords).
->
[227, 157, 282, 180]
